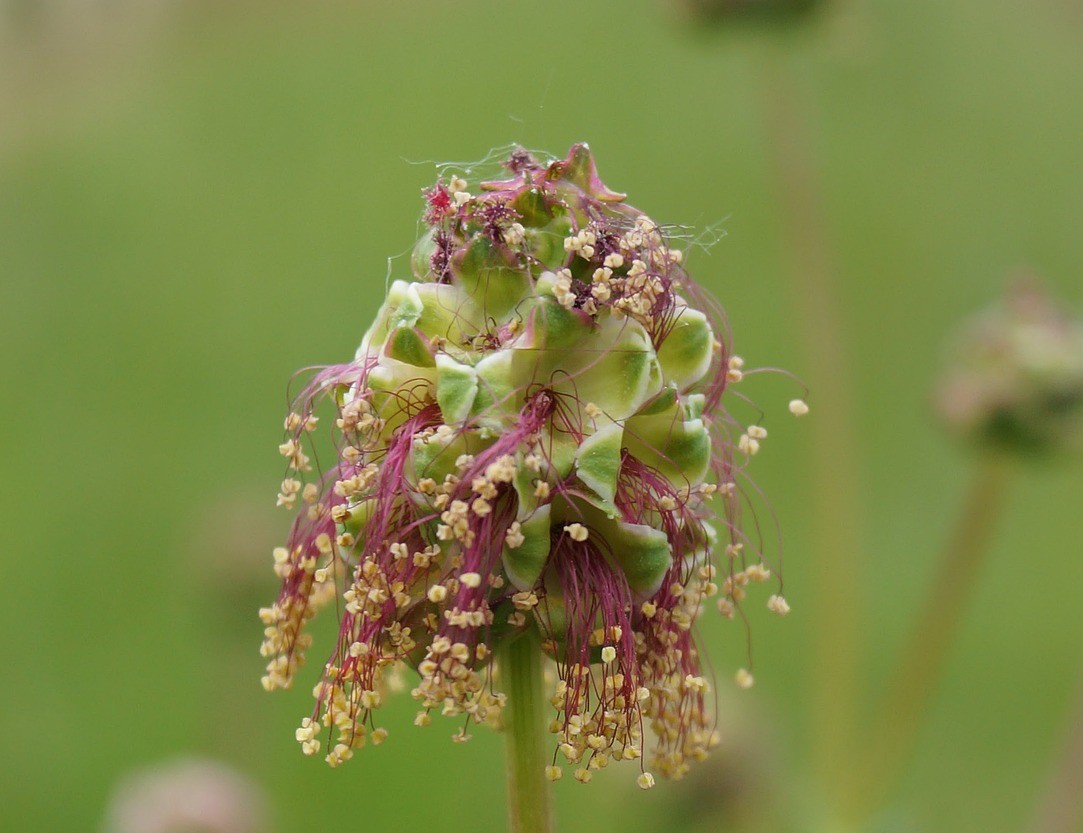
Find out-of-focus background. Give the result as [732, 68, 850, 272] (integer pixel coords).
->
[2, 1, 1082, 831]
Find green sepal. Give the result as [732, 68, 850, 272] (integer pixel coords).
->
[524, 293, 593, 351]
[657, 306, 714, 391]
[411, 229, 438, 280]
[510, 187, 553, 227]
[358, 280, 423, 355]
[556, 314, 663, 421]
[624, 407, 712, 488]
[510, 440, 577, 523]
[359, 279, 488, 359]
[455, 235, 532, 321]
[512, 453, 541, 518]
[472, 348, 522, 427]
[574, 420, 623, 516]
[635, 386, 679, 417]
[366, 358, 437, 436]
[567, 500, 674, 597]
[529, 216, 574, 271]
[557, 144, 594, 190]
[535, 507, 672, 645]
[536, 569, 568, 646]
[684, 393, 706, 420]
[503, 504, 552, 591]
[553, 434, 580, 482]
[366, 359, 436, 397]
[513, 304, 664, 422]
[435, 354, 478, 426]
[384, 326, 435, 368]
[414, 283, 484, 346]
[408, 428, 482, 488]
[602, 518, 672, 597]
[524, 224, 568, 271]
[556, 143, 626, 203]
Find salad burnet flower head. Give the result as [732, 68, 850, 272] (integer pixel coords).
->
[259, 145, 791, 784]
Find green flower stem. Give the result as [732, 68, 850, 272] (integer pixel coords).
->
[758, 47, 866, 810]
[852, 453, 1013, 821]
[499, 626, 553, 833]
[1026, 666, 1083, 833]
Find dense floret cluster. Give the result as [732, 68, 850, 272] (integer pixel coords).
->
[259, 145, 790, 784]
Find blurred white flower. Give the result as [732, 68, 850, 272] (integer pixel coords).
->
[102, 758, 269, 833]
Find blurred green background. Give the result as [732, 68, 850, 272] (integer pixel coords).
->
[2, 0, 1082, 831]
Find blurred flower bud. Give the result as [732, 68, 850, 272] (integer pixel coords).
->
[102, 758, 268, 833]
[935, 279, 1083, 455]
[677, 0, 824, 25]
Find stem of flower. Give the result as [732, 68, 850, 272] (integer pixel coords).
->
[852, 453, 1013, 820]
[758, 47, 866, 811]
[1026, 665, 1083, 833]
[499, 626, 553, 833]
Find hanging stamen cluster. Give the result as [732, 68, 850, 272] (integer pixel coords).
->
[259, 144, 800, 785]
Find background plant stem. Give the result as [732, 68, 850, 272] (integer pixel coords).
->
[499, 626, 552, 833]
[1026, 665, 1083, 833]
[853, 453, 1013, 820]
[758, 46, 866, 814]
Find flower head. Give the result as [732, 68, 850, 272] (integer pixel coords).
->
[260, 145, 785, 782]
[935, 278, 1083, 455]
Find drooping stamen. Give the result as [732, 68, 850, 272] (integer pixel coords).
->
[543, 529, 643, 770]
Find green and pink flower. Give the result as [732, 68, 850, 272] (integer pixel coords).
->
[260, 145, 789, 784]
